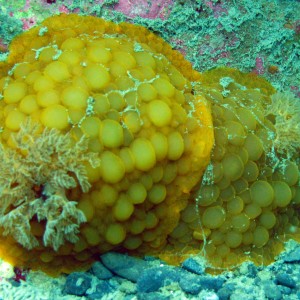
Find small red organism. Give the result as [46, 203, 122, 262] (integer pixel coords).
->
[13, 267, 29, 283]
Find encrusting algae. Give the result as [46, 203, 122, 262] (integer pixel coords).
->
[0, 14, 299, 275]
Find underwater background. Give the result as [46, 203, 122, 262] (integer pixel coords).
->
[0, 0, 300, 299]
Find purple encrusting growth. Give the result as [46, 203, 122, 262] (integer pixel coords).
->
[0, 0, 299, 96]
[113, 0, 174, 19]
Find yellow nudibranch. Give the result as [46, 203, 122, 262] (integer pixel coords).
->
[0, 14, 299, 275]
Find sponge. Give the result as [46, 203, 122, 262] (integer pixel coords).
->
[0, 14, 213, 275]
[166, 68, 300, 270]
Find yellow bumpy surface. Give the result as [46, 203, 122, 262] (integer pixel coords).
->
[165, 68, 300, 270]
[0, 14, 213, 274]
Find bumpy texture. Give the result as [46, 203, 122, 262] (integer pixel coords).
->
[165, 68, 300, 270]
[1, 14, 299, 276]
[0, 14, 213, 274]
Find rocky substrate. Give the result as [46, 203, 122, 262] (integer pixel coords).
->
[0, 240, 300, 299]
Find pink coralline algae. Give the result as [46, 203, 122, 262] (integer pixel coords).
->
[113, 0, 174, 19]
[21, 17, 36, 30]
[205, 0, 228, 18]
[58, 5, 70, 14]
[291, 86, 300, 98]
[0, 39, 7, 52]
[253, 56, 265, 75]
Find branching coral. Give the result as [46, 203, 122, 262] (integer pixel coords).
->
[0, 120, 100, 251]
